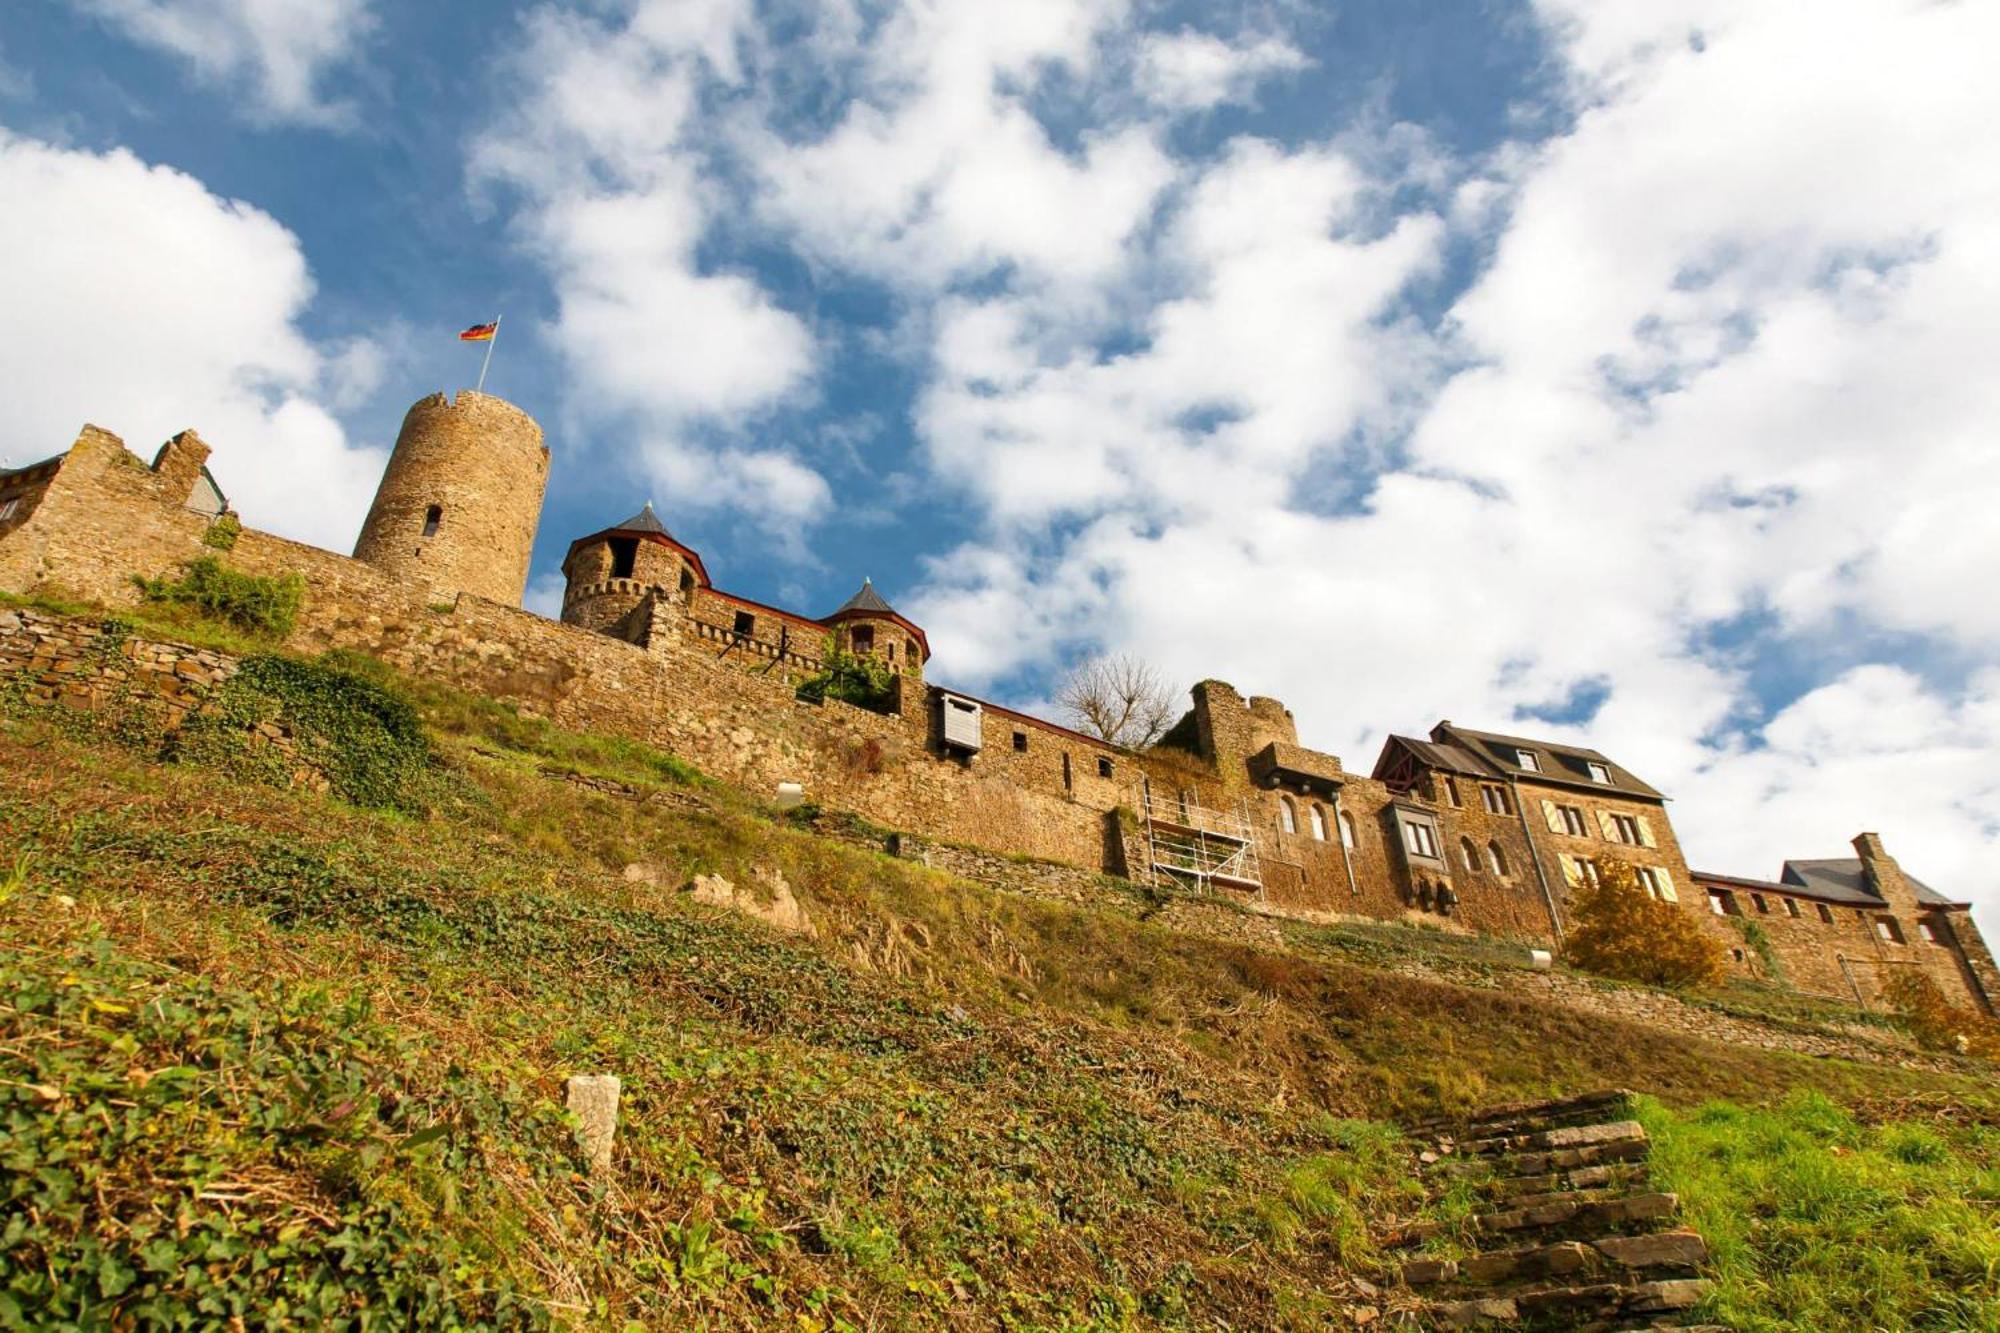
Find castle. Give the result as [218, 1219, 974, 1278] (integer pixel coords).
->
[2, 389, 1995, 1018]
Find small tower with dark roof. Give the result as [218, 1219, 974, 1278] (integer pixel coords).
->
[560, 501, 710, 637]
[822, 577, 929, 694]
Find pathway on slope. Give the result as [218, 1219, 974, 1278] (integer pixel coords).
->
[1392, 1090, 1722, 1330]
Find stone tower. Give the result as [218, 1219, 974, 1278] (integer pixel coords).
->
[560, 502, 710, 635]
[825, 578, 929, 686]
[353, 391, 549, 606]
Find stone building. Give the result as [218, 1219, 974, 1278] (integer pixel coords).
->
[1693, 835, 2000, 1013]
[2, 386, 1994, 1019]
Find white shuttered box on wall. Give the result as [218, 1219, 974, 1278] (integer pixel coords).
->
[940, 694, 983, 752]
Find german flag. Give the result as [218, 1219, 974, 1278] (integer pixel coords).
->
[459, 321, 498, 342]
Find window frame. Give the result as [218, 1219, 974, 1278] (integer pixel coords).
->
[1310, 804, 1328, 841]
[1558, 804, 1589, 837]
[1279, 797, 1298, 836]
[1480, 784, 1511, 816]
[1609, 813, 1642, 845]
[731, 610, 755, 636]
[1402, 819, 1439, 860]
[1586, 761, 1612, 785]
[421, 504, 443, 538]
[1338, 810, 1357, 849]
[1515, 748, 1540, 772]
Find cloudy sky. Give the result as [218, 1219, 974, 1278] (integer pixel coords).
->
[4, 0, 1997, 927]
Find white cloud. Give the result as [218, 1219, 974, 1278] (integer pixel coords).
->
[473, 1, 825, 526]
[0, 130, 384, 550]
[71, 0, 375, 125]
[1133, 30, 1309, 111]
[886, 0, 2000, 927]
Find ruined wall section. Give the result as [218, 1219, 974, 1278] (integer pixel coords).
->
[0, 427, 216, 602]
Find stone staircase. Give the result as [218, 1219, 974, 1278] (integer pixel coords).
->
[1393, 1090, 1723, 1330]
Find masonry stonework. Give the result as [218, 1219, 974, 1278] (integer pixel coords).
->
[352, 392, 548, 607]
[4, 392, 1993, 1019]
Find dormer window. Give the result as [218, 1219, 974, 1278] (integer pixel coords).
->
[1516, 749, 1539, 772]
[422, 504, 442, 538]
[1587, 762, 1611, 784]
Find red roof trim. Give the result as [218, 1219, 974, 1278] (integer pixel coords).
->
[563, 527, 711, 589]
[825, 606, 931, 662]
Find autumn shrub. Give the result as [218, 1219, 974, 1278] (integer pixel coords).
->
[1564, 855, 1727, 989]
[1884, 969, 2000, 1058]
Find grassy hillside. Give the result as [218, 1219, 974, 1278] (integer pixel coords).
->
[2, 640, 1995, 1328]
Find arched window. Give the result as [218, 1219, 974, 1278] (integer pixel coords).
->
[1460, 836, 1478, 872]
[1279, 797, 1297, 835]
[1338, 811, 1357, 849]
[1487, 840, 1509, 876]
[422, 504, 442, 538]
[1309, 804, 1328, 841]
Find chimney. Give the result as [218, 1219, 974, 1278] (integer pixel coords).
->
[150, 430, 212, 501]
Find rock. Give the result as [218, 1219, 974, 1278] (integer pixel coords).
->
[683, 867, 812, 935]
[1592, 1230, 1708, 1270]
[566, 1073, 620, 1176]
[622, 862, 659, 885]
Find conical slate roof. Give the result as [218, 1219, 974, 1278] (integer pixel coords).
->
[831, 577, 897, 617]
[610, 500, 674, 539]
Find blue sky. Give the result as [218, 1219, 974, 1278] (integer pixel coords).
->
[4, 0, 1998, 925]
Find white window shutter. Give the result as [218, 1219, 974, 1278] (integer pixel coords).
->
[1637, 816, 1658, 849]
[1542, 799, 1562, 834]
[1597, 809, 1618, 840]
[1656, 868, 1678, 903]
[1559, 855, 1580, 887]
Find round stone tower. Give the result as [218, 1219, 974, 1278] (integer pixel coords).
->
[352, 391, 549, 606]
[561, 502, 710, 635]
[824, 578, 929, 687]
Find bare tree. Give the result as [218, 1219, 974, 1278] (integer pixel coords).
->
[1056, 653, 1181, 749]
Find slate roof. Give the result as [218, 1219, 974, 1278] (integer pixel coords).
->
[830, 578, 897, 618]
[1414, 722, 1667, 800]
[1780, 858, 1961, 909]
[609, 501, 673, 539]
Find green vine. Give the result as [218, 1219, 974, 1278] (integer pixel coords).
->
[169, 654, 450, 814]
[796, 643, 896, 714]
[1730, 916, 1785, 982]
[201, 513, 242, 551]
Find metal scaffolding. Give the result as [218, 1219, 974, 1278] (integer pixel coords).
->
[1137, 778, 1264, 898]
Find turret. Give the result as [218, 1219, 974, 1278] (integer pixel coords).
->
[560, 502, 710, 635]
[352, 391, 549, 606]
[823, 578, 928, 688]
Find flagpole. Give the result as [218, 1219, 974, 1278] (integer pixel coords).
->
[475, 315, 501, 394]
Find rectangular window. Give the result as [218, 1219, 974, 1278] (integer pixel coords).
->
[608, 536, 638, 578]
[1515, 748, 1539, 771]
[1403, 820, 1439, 859]
[0, 498, 18, 521]
[1752, 894, 1770, 914]
[422, 504, 442, 538]
[1816, 903, 1834, 924]
[1012, 731, 1028, 752]
[1480, 785, 1511, 816]
[1919, 920, 1939, 944]
[1587, 761, 1611, 784]
[1875, 917, 1905, 945]
[1558, 804, 1589, 837]
[1062, 752, 1072, 793]
[1708, 890, 1729, 916]
[1637, 866, 1664, 899]
[1609, 813, 1641, 844]
[1785, 898, 1802, 918]
[1444, 776, 1462, 807]
[732, 610, 755, 636]
[1097, 756, 1114, 779]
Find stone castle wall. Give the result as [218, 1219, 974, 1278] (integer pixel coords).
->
[3, 414, 1994, 1019]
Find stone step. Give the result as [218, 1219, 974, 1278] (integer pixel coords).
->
[1412, 1089, 1635, 1138]
[1462, 1119, 1648, 1158]
[1400, 1229, 1708, 1290]
[1477, 1191, 1680, 1241]
[1427, 1277, 1710, 1329]
[1480, 1161, 1651, 1201]
[1465, 1134, 1651, 1179]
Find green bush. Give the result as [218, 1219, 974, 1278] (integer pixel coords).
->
[170, 654, 448, 813]
[135, 556, 303, 640]
[201, 513, 242, 551]
[796, 645, 896, 714]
